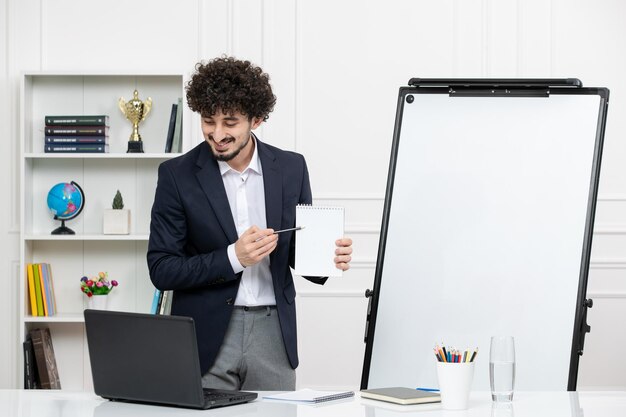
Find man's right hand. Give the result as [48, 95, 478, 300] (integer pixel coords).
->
[235, 226, 278, 267]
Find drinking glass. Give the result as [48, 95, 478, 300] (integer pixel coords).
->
[489, 336, 515, 402]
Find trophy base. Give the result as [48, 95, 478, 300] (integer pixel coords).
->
[127, 141, 144, 153]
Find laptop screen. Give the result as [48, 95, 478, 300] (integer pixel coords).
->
[84, 310, 205, 408]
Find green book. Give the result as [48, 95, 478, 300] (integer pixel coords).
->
[32, 264, 44, 316]
[45, 115, 109, 126]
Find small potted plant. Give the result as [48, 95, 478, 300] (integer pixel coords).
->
[103, 189, 130, 234]
[80, 272, 119, 310]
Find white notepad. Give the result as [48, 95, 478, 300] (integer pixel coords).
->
[263, 388, 354, 403]
[294, 205, 345, 277]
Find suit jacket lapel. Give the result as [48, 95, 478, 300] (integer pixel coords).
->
[195, 142, 238, 243]
[257, 138, 282, 232]
[257, 138, 283, 279]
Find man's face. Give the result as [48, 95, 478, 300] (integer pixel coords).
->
[201, 110, 262, 163]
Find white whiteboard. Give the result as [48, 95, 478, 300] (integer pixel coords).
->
[364, 89, 605, 391]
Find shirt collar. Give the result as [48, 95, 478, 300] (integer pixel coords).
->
[217, 133, 263, 177]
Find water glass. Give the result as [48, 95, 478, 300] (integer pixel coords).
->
[489, 336, 515, 402]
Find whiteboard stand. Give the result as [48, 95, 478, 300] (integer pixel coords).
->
[361, 79, 609, 391]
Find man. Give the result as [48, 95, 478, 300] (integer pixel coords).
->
[147, 56, 352, 391]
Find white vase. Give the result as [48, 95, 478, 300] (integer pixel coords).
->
[103, 209, 131, 235]
[88, 294, 108, 310]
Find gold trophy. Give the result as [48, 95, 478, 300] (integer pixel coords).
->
[118, 89, 152, 153]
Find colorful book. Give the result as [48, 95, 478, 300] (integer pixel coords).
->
[37, 264, 49, 316]
[45, 115, 109, 126]
[32, 263, 44, 316]
[45, 136, 108, 144]
[30, 328, 61, 389]
[158, 290, 174, 315]
[45, 144, 109, 153]
[40, 263, 55, 316]
[45, 126, 109, 136]
[150, 288, 162, 314]
[45, 264, 58, 316]
[164, 103, 177, 152]
[158, 290, 169, 315]
[26, 264, 38, 316]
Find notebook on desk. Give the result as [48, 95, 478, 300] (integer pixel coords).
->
[84, 309, 257, 410]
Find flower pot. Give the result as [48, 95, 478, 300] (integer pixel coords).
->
[88, 294, 108, 310]
[103, 209, 130, 235]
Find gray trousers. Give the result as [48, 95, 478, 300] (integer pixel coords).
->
[201, 306, 296, 391]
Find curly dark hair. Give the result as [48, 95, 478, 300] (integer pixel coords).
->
[186, 56, 276, 121]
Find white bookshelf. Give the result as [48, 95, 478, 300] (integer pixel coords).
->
[19, 72, 187, 390]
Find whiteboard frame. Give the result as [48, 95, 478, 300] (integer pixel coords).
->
[360, 79, 609, 391]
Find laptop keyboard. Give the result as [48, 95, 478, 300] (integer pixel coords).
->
[203, 390, 247, 403]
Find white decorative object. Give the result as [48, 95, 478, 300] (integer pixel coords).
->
[88, 294, 108, 310]
[103, 209, 130, 234]
[103, 190, 130, 234]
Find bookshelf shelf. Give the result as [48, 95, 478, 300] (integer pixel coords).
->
[25, 234, 150, 241]
[24, 314, 85, 323]
[19, 72, 187, 390]
[25, 153, 181, 159]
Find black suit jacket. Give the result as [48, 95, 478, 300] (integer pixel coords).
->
[147, 138, 325, 374]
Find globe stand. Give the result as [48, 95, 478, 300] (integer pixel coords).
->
[51, 219, 75, 235]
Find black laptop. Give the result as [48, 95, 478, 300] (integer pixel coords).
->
[84, 309, 257, 409]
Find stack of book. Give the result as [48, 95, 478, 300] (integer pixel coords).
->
[150, 288, 173, 315]
[23, 328, 61, 389]
[44, 115, 109, 153]
[26, 263, 57, 317]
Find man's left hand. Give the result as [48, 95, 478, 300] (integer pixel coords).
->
[334, 238, 353, 271]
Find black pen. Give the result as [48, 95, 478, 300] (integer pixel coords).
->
[273, 226, 304, 234]
[255, 226, 305, 242]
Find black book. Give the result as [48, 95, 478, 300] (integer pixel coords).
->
[45, 115, 109, 126]
[23, 336, 39, 389]
[30, 328, 61, 389]
[45, 144, 109, 153]
[164, 103, 177, 152]
[45, 126, 109, 136]
[171, 98, 183, 153]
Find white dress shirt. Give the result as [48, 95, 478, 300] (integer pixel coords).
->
[219, 137, 276, 306]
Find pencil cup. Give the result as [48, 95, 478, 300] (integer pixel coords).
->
[436, 361, 475, 410]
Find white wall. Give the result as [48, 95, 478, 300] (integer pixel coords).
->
[1, 0, 626, 390]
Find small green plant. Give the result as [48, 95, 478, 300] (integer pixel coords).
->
[112, 190, 124, 210]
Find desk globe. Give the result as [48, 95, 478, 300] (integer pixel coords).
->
[46, 181, 85, 235]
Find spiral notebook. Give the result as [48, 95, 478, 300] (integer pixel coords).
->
[294, 205, 345, 277]
[263, 389, 354, 403]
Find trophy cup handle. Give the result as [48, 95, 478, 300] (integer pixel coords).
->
[142, 98, 153, 121]
[118, 97, 127, 116]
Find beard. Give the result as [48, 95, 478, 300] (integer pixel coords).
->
[210, 134, 250, 161]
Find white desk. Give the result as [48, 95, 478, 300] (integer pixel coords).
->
[1, 390, 625, 417]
